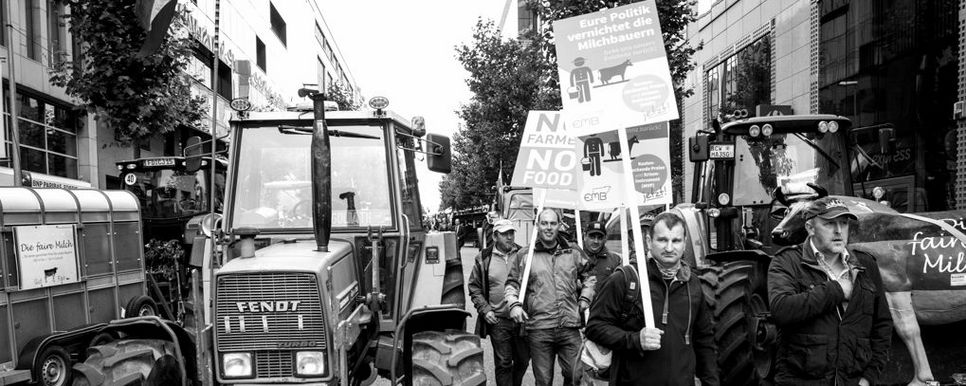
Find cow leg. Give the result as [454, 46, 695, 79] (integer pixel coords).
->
[885, 291, 934, 385]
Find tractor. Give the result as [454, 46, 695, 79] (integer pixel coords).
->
[70, 93, 484, 385]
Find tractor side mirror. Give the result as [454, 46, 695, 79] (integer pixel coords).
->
[426, 133, 452, 173]
[184, 136, 203, 173]
[689, 135, 709, 162]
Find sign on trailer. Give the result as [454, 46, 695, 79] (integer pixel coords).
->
[15, 225, 80, 290]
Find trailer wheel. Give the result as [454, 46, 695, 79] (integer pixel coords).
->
[411, 330, 485, 386]
[440, 260, 465, 309]
[71, 339, 177, 386]
[35, 345, 71, 386]
[699, 261, 761, 386]
[124, 296, 158, 318]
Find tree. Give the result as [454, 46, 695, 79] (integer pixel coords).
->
[327, 81, 362, 111]
[439, 20, 560, 210]
[50, 1, 205, 148]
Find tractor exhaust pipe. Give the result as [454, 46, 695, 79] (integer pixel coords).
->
[310, 93, 331, 252]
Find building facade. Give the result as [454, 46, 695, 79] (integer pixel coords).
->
[0, 0, 360, 189]
[682, 0, 962, 213]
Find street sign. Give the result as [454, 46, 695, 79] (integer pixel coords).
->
[553, 0, 678, 136]
[510, 111, 579, 191]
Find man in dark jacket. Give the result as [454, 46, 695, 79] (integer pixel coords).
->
[584, 221, 622, 290]
[467, 219, 528, 386]
[585, 212, 718, 385]
[768, 197, 892, 385]
[506, 208, 596, 386]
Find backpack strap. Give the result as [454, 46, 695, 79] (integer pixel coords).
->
[614, 264, 640, 320]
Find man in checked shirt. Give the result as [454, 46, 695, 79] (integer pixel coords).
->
[768, 197, 893, 386]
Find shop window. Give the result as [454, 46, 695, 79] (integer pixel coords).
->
[1, 94, 79, 178]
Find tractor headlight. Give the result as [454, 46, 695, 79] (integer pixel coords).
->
[717, 193, 731, 206]
[828, 120, 839, 133]
[749, 125, 761, 137]
[818, 121, 829, 133]
[296, 351, 326, 376]
[761, 124, 773, 136]
[222, 352, 253, 378]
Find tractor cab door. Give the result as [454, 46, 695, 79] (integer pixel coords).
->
[393, 126, 427, 320]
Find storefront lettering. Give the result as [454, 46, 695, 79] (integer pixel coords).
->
[179, 4, 236, 66]
[247, 70, 286, 110]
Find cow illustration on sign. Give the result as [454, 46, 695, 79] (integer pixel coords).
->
[608, 136, 639, 160]
[598, 59, 633, 85]
[583, 134, 604, 176]
[570, 57, 594, 103]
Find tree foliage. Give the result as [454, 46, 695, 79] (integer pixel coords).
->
[441, 1, 700, 208]
[50, 1, 205, 145]
[327, 81, 362, 111]
[440, 20, 560, 210]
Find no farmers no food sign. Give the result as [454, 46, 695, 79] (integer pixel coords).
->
[511, 111, 578, 191]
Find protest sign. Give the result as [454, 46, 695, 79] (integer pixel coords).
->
[15, 225, 79, 290]
[511, 111, 579, 190]
[553, 0, 678, 136]
[576, 122, 672, 209]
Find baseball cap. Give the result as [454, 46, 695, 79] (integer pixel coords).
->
[493, 219, 516, 233]
[803, 197, 857, 221]
[586, 221, 606, 237]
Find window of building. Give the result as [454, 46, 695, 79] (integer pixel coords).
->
[1, 92, 79, 178]
[323, 40, 335, 63]
[517, 0, 537, 36]
[25, 0, 41, 60]
[47, 0, 67, 65]
[704, 35, 772, 124]
[0, 1, 5, 47]
[324, 56, 326, 91]
[256, 37, 266, 72]
[269, 3, 286, 46]
[315, 21, 324, 48]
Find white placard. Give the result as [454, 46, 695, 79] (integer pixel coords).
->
[15, 225, 80, 290]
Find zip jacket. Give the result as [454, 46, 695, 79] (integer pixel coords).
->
[467, 243, 521, 338]
[585, 258, 718, 385]
[505, 237, 596, 330]
[768, 238, 893, 385]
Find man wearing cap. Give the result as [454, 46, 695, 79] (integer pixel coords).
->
[768, 197, 892, 385]
[584, 221, 622, 289]
[467, 219, 528, 386]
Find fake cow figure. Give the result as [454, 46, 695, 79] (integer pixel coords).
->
[771, 184, 966, 386]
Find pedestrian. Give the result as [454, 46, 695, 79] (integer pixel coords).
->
[583, 221, 621, 294]
[505, 208, 596, 386]
[768, 197, 892, 385]
[584, 212, 718, 385]
[467, 219, 529, 386]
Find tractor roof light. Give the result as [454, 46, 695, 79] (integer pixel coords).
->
[761, 124, 774, 136]
[828, 120, 839, 133]
[749, 125, 761, 137]
[818, 121, 829, 133]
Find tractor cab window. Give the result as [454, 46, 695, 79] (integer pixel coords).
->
[125, 168, 211, 219]
[395, 132, 423, 231]
[231, 124, 393, 231]
[732, 131, 850, 206]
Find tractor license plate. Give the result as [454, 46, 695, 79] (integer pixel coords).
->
[709, 143, 735, 160]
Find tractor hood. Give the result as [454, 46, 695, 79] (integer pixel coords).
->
[217, 238, 354, 275]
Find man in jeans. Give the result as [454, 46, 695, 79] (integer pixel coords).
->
[467, 219, 528, 385]
[506, 208, 596, 386]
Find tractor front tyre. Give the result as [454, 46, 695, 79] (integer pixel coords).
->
[699, 261, 762, 386]
[411, 330, 484, 386]
[71, 339, 179, 386]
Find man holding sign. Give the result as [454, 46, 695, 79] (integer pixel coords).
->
[585, 212, 718, 385]
[505, 208, 596, 386]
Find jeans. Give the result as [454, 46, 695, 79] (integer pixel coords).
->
[527, 327, 582, 386]
[490, 317, 530, 386]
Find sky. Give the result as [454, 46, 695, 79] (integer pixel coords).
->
[319, 1, 515, 213]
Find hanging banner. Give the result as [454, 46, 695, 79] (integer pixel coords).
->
[552, 0, 678, 136]
[510, 111, 579, 191]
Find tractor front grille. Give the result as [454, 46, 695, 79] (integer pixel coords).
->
[215, 272, 328, 378]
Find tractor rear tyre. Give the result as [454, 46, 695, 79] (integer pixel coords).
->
[71, 339, 179, 386]
[699, 261, 762, 386]
[440, 260, 465, 309]
[411, 330, 485, 386]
